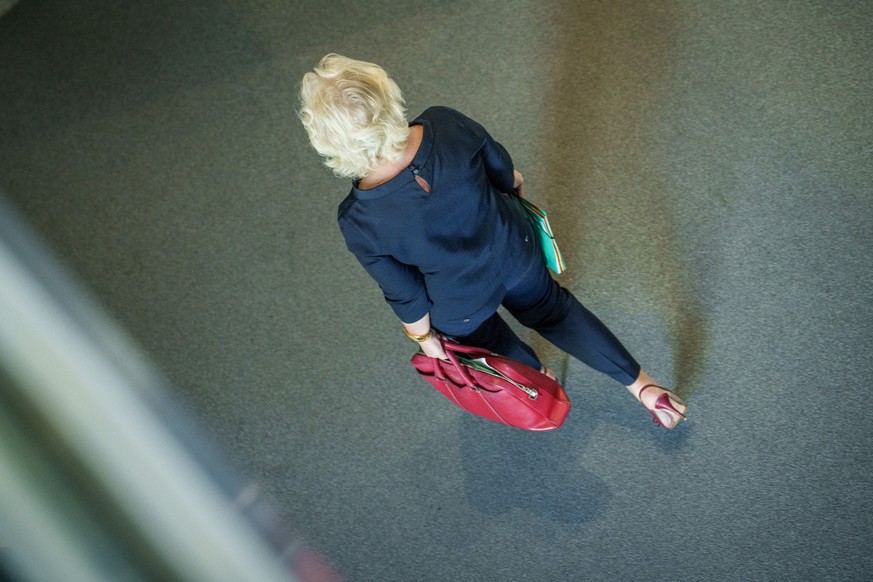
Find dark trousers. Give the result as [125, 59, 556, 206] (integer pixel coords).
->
[453, 257, 641, 386]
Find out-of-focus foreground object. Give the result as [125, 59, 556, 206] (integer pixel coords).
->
[0, 0, 21, 19]
[0, 191, 336, 581]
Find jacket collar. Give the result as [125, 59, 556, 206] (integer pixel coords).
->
[352, 117, 433, 200]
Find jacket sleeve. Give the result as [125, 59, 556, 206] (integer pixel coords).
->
[480, 132, 516, 193]
[338, 195, 432, 324]
[454, 109, 516, 193]
[352, 251, 432, 324]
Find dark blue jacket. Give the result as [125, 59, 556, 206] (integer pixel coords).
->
[338, 106, 536, 334]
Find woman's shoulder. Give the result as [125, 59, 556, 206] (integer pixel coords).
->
[416, 106, 488, 145]
[337, 189, 359, 222]
[416, 105, 468, 123]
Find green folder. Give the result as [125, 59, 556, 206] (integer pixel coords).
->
[517, 195, 567, 275]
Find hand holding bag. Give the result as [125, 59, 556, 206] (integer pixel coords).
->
[410, 339, 571, 431]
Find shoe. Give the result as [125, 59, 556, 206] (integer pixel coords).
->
[637, 384, 687, 429]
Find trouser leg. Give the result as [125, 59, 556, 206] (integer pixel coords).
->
[503, 261, 641, 385]
[452, 311, 543, 371]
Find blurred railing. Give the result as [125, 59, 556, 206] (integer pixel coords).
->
[0, 192, 331, 581]
[0, 0, 21, 19]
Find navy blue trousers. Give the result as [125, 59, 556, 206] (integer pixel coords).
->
[449, 256, 641, 386]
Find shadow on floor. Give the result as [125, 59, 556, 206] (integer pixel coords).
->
[528, 0, 710, 400]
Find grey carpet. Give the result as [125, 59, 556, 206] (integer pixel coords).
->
[2, 1, 872, 580]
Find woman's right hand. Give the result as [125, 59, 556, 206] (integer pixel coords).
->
[419, 332, 448, 360]
[513, 169, 524, 197]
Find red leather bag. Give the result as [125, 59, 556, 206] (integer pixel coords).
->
[410, 340, 571, 431]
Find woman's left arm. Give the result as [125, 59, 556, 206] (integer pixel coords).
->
[403, 313, 447, 360]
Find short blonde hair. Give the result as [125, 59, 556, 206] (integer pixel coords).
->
[299, 54, 409, 179]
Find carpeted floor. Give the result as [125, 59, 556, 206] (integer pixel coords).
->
[2, 1, 872, 580]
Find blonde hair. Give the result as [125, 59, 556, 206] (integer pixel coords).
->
[298, 54, 409, 179]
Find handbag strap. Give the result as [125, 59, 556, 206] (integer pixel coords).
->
[441, 340, 491, 357]
[441, 341, 478, 390]
[424, 338, 482, 390]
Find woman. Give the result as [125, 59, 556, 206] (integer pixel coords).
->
[299, 54, 687, 428]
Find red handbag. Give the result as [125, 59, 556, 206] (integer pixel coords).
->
[410, 339, 571, 431]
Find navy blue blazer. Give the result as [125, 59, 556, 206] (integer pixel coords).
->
[338, 106, 537, 335]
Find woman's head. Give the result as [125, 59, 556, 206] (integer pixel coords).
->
[299, 54, 408, 179]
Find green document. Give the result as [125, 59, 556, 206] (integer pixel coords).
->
[517, 196, 566, 275]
